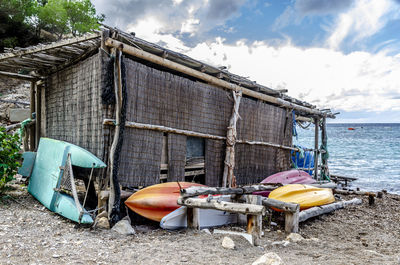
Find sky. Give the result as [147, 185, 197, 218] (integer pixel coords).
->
[92, 0, 400, 123]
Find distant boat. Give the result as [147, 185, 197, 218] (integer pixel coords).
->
[348, 127, 355, 130]
[125, 182, 205, 222]
[269, 184, 335, 210]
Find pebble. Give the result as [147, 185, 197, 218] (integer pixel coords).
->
[286, 233, 304, 243]
[222, 236, 235, 250]
[111, 219, 136, 235]
[252, 252, 284, 265]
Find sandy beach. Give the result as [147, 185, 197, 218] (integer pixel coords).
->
[1, 184, 399, 265]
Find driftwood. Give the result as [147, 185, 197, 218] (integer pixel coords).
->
[29, 81, 35, 151]
[285, 207, 300, 233]
[180, 185, 279, 198]
[222, 91, 242, 187]
[261, 197, 299, 213]
[177, 197, 266, 215]
[333, 189, 376, 196]
[299, 198, 362, 222]
[246, 195, 262, 246]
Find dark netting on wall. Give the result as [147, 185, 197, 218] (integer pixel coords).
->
[167, 133, 187, 181]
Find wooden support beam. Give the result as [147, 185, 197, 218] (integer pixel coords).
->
[105, 38, 333, 118]
[0, 33, 100, 61]
[246, 195, 262, 246]
[29, 82, 36, 151]
[180, 185, 279, 198]
[298, 198, 362, 223]
[187, 207, 200, 230]
[313, 117, 319, 179]
[285, 207, 300, 233]
[261, 198, 299, 213]
[35, 82, 41, 148]
[0, 71, 38, 81]
[223, 91, 242, 187]
[104, 119, 306, 152]
[177, 197, 266, 216]
[333, 189, 376, 197]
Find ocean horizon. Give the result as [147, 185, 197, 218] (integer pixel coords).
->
[296, 123, 400, 194]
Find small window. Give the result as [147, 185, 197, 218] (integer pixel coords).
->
[186, 136, 205, 159]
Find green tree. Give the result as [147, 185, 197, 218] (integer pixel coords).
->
[38, 0, 104, 40]
[0, 0, 105, 51]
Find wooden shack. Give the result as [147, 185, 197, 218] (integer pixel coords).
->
[0, 27, 335, 219]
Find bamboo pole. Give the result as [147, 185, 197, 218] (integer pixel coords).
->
[108, 48, 122, 224]
[35, 82, 41, 148]
[0, 71, 37, 81]
[103, 119, 309, 152]
[298, 198, 362, 223]
[313, 117, 319, 180]
[180, 185, 279, 198]
[29, 82, 36, 151]
[223, 91, 242, 187]
[177, 197, 266, 215]
[105, 38, 333, 118]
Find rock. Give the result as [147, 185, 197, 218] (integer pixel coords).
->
[201, 228, 211, 235]
[271, 240, 290, 247]
[111, 219, 136, 235]
[286, 233, 304, 243]
[95, 217, 110, 229]
[221, 236, 235, 250]
[252, 252, 284, 265]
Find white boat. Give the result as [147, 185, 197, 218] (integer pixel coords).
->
[160, 196, 238, 230]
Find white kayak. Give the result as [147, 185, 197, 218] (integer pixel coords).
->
[160, 196, 237, 230]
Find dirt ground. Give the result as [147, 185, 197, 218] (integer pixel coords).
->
[1, 184, 399, 265]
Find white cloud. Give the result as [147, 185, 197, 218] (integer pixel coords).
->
[184, 38, 400, 113]
[327, 0, 400, 50]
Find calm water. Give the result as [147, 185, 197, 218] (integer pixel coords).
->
[295, 123, 400, 194]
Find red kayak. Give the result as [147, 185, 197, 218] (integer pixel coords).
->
[125, 182, 205, 222]
[254, 169, 315, 197]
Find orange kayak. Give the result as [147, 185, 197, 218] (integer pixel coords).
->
[125, 182, 205, 222]
[269, 184, 335, 210]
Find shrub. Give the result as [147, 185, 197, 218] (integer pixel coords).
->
[0, 127, 22, 193]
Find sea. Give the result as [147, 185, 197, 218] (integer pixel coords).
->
[295, 123, 400, 194]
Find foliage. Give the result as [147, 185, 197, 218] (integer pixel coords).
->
[0, 127, 22, 193]
[0, 0, 105, 51]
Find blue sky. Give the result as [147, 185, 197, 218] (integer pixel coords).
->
[93, 0, 400, 123]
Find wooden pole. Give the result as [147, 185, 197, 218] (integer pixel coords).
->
[187, 207, 200, 230]
[103, 119, 307, 152]
[298, 198, 362, 223]
[313, 117, 319, 180]
[105, 38, 333, 118]
[177, 197, 266, 215]
[285, 207, 300, 233]
[35, 82, 42, 149]
[246, 195, 262, 246]
[29, 81, 36, 151]
[180, 185, 279, 198]
[108, 48, 122, 222]
[223, 91, 242, 187]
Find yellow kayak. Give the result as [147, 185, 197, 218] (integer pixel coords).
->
[269, 184, 335, 210]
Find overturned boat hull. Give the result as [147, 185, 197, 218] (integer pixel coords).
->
[125, 182, 206, 222]
[27, 138, 106, 224]
[269, 184, 335, 210]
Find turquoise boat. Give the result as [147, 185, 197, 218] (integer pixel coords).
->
[21, 138, 106, 224]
